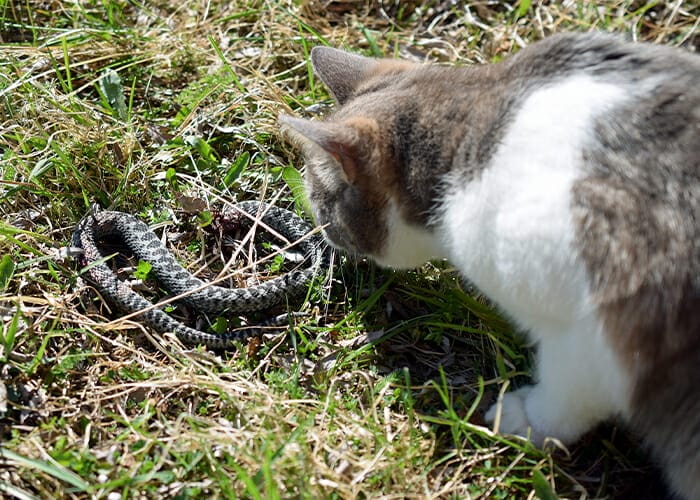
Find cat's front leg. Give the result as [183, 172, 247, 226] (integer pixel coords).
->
[484, 386, 545, 443]
[485, 381, 589, 446]
[485, 324, 629, 446]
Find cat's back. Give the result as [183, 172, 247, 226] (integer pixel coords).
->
[537, 32, 700, 188]
[508, 33, 699, 182]
[477, 32, 699, 196]
[503, 32, 700, 154]
[440, 33, 699, 327]
[566, 34, 700, 344]
[344, 32, 700, 117]
[509, 32, 699, 81]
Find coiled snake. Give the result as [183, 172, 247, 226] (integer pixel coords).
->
[72, 201, 328, 349]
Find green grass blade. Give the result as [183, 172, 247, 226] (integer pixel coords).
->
[0, 481, 38, 500]
[0, 448, 92, 493]
[2, 305, 20, 358]
[0, 254, 15, 291]
[208, 35, 246, 93]
[532, 468, 558, 500]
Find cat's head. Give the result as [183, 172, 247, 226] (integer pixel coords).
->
[280, 47, 443, 269]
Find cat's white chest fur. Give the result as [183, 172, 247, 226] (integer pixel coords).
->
[441, 75, 624, 331]
[439, 75, 633, 442]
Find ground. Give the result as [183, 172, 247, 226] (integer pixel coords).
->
[0, 1, 698, 498]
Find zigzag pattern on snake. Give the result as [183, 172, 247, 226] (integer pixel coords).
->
[71, 201, 329, 349]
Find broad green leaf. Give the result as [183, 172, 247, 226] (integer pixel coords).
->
[166, 167, 178, 186]
[134, 260, 153, 281]
[27, 158, 53, 181]
[279, 166, 313, 220]
[361, 27, 381, 57]
[99, 69, 127, 121]
[185, 136, 218, 168]
[212, 316, 228, 335]
[0, 255, 15, 291]
[197, 210, 213, 227]
[516, 0, 532, 19]
[532, 469, 558, 500]
[232, 462, 263, 500]
[223, 151, 249, 187]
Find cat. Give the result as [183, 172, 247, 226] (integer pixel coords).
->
[280, 32, 700, 499]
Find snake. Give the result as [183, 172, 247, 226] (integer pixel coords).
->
[71, 201, 328, 349]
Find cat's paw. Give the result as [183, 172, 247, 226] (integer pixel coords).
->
[485, 386, 545, 445]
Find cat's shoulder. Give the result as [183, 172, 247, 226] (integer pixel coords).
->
[509, 31, 700, 82]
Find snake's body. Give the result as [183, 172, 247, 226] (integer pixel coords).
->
[72, 201, 327, 349]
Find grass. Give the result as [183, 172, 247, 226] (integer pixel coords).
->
[0, 0, 697, 498]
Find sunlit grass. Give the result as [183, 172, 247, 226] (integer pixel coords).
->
[0, 0, 696, 498]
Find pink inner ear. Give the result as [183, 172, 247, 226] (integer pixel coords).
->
[281, 115, 361, 184]
[329, 145, 359, 184]
[311, 138, 360, 184]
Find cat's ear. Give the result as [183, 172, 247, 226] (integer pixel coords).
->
[280, 114, 375, 183]
[310, 47, 378, 105]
